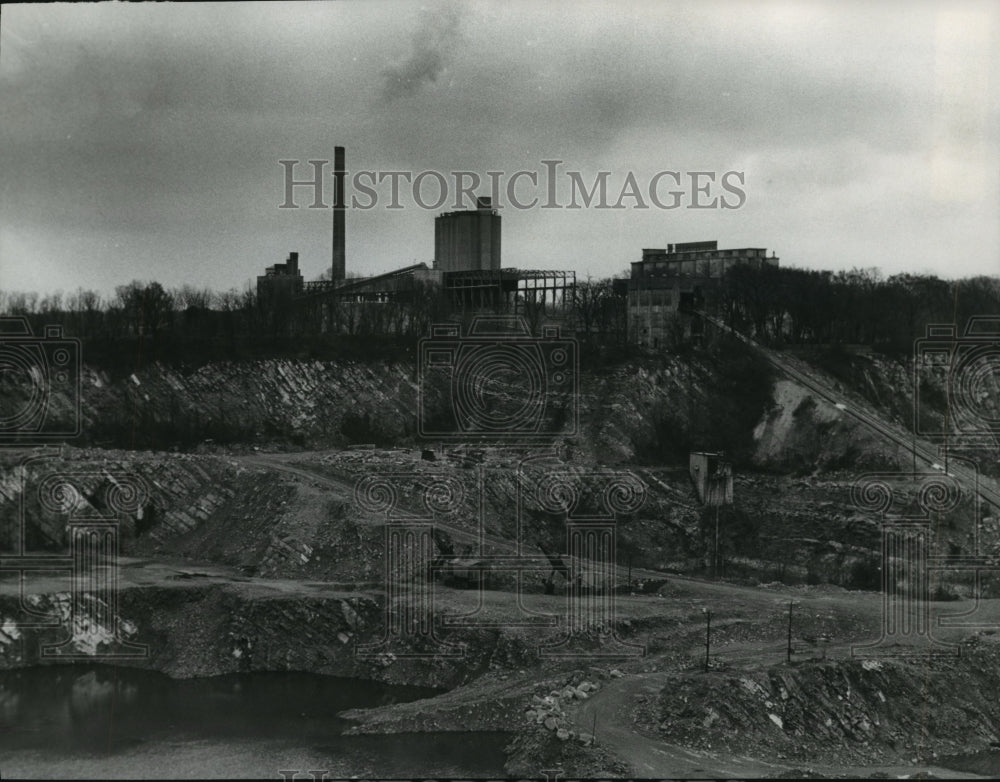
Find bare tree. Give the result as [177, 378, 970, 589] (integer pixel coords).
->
[115, 281, 175, 337]
[173, 284, 216, 311]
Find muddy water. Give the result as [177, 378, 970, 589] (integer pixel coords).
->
[0, 665, 511, 778]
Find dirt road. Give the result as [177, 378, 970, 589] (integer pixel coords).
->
[575, 671, 798, 778]
[572, 670, 983, 779]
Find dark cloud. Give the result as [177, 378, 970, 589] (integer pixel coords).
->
[0, 1, 996, 296]
[381, 1, 465, 101]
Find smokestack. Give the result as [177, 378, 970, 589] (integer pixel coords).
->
[332, 146, 346, 282]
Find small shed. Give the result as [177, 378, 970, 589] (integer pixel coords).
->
[689, 451, 734, 506]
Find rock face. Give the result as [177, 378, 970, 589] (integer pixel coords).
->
[0, 582, 552, 690]
[655, 652, 1000, 765]
[12, 341, 981, 481]
[1, 437, 986, 603]
[69, 350, 774, 466]
[0, 448, 305, 572]
[80, 360, 420, 450]
[752, 380, 900, 473]
[12, 343, 975, 589]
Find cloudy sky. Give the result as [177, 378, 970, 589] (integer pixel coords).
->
[1, 0, 997, 297]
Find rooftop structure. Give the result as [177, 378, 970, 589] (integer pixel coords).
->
[635, 241, 777, 279]
[628, 241, 778, 347]
[434, 197, 501, 273]
[257, 251, 304, 300]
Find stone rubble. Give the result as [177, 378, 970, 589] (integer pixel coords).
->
[524, 671, 603, 745]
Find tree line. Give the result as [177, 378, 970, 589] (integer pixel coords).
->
[714, 266, 1000, 352]
[1, 266, 996, 373]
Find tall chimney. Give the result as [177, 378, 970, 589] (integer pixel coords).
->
[332, 146, 346, 282]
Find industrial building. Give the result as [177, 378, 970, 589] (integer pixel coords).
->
[628, 241, 778, 347]
[303, 263, 442, 302]
[434, 197, 501, 273]
[257, 147, 575, 332]
[331, 146, 346, 283]
[256, 251, 304, 308]
[257, 149, 779, 345]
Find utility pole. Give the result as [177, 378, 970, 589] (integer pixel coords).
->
[714, 505, 720, 578]
[704, 609, 711, 672]
[786, 601, 794, 663]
